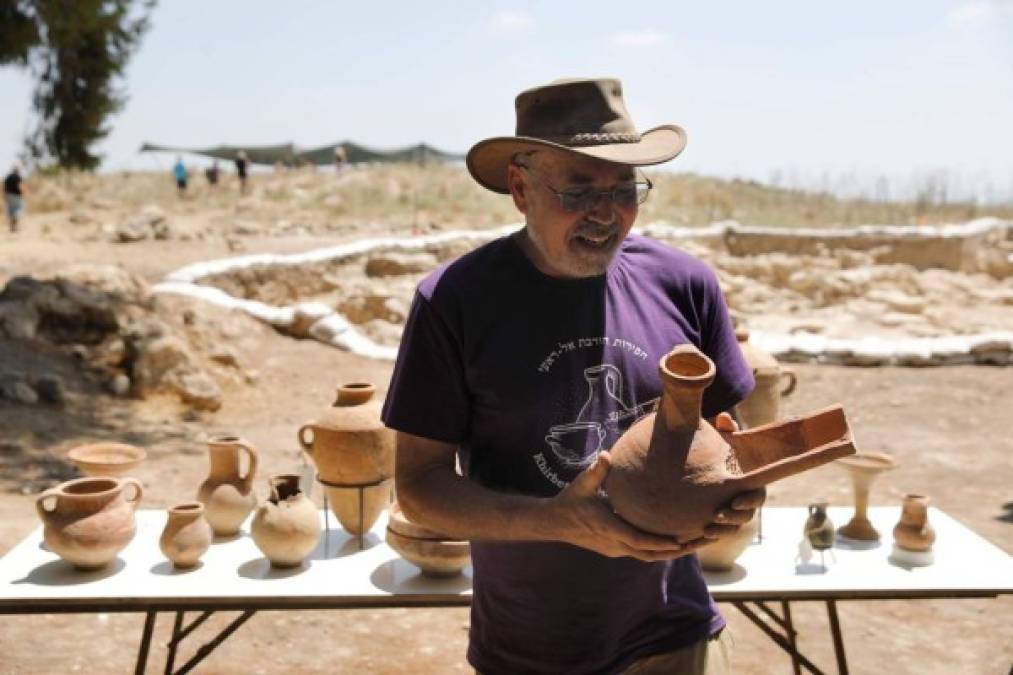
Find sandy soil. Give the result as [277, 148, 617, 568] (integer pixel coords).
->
[1, 189, 1011, 674]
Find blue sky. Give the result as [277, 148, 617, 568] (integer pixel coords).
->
[2, 1, 1011, 201]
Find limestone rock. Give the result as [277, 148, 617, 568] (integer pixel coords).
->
[33, 374, 65, 405]
[365, 251, 439, 277]
[174, 372, 223, 411]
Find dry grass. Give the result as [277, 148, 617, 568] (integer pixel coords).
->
[23, 164, 1012, 229]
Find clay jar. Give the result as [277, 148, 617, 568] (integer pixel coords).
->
[734, 329, 797, 429]
[298, 382, 394, 486]
[251, 474, 321, 567]
[385, 501, 471, 577]
[605, 344, 855, 541]
[196, 435, 258, 536]
[325, 480, 392, 535]
[159, 502, 213, 568]
[36, 476, 143, 569]
[893, 494, 936, 552]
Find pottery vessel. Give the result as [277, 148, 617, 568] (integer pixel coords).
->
[66, 442, 147, 478]
[323, 478, 392, 535]
[196, 435, 258, 536]
[836, 452, 896, 541]
[385, 501, 470, 577]
[298, 382, 394, 485]
[605, 344, 855, 541]
[251, 474, 321, 567]
[36, 476, 143, 569]
[159, 502, 212, 568]
[696, 512, 760, 571]
[804, 499, 835, 550]
[892, 494, 935, 552]
[734, 329, 797, 429]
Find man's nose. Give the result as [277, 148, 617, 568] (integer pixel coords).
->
[586, 191, 617, 224]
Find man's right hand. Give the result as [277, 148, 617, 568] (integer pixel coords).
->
[549, 451, 708, 562]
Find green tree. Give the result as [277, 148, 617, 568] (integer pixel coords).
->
[0, 0, 155, 170]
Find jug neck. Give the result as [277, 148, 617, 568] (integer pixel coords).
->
[269, 474, 303, 503]
[207, 438, 243, 477]
[655, 346, 716, 436]
[333, 382, 375, 407]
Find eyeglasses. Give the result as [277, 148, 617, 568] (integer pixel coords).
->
[519, 165, 652, 213]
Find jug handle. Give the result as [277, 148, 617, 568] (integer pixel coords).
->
[238, 442, 259, 489]
[780, 370, 797, 397]
[35, 487, 61, 520]
[121, 478, 144, 510]
[297, 424, 315, 454]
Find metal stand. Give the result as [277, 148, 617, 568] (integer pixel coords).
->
[316, 475, 386, 552]
[732, 599, 849, 675]
[134, 609, 257, 674]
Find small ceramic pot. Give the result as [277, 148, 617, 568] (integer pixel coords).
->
[159, 502, 212, 568]
[804, 499, 835, 550]
[251, 474, 321, 568]
[893, 494, 935, 552]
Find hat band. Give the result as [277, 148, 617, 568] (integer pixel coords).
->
[538, 132, 643, 146]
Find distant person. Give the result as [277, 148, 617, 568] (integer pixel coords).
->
[4, 164, 24, 233]
[173, 157, 188, 197]
[205, 160, 220, 186]
[334, 146, 347, 174]
[235, 150, 249, 194]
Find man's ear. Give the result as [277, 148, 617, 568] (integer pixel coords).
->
[506, 164, 528, 214]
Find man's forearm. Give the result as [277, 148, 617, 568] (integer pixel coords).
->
[396, 465, 563, 543]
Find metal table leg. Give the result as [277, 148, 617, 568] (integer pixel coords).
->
[174, 610, 256, 675]
[825, 600, 849, 675]
[782, 600, 802, 675]
[163, 611, 184, 675]
[733, 601, 825, 674]
[134, 610, 158, 675]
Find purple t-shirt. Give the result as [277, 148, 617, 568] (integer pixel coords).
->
[383, 232, 754, 675]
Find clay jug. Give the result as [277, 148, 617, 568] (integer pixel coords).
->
[605, 344, 855, 541]
[892, 494, 935, 552]
[251, 474, 321, 567]
[36, 476, 143, 569]
[697, 512, 759, 571]
[159, 502, 213, 568]
[298, 382, 394, 485]
[804, 499, 835, 550]
[196, 435, 258, 536]
[734, 329, 797, 429]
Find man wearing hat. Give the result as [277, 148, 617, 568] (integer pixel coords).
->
[383, 78, 762, 674]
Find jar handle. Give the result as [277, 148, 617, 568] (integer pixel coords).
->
[35, 487, 61, 520]
[780, 369, 797, 397]
[297, 424, 315, 454]
[238, 442, 259, 489]
[121, 478, 144, 509]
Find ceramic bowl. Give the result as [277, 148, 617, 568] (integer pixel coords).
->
[67, 442, 147, 477]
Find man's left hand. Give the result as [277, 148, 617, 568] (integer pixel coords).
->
[697, 411, 767, 541]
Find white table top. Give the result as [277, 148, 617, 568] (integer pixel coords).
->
[0, 507, 1009, 613]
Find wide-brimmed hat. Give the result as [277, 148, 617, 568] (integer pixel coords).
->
[466, 77, 686, 194]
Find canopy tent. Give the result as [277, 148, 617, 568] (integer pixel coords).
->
[139, 141, 463, 166]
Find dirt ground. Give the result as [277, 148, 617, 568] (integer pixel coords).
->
[1, 207, 1011, 674]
